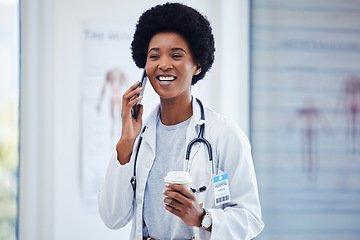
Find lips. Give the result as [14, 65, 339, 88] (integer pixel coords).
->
[157, 75, 176, 82]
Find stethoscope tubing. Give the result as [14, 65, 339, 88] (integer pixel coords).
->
[185, 99, 213, 162]
[131, 98, 213, 192]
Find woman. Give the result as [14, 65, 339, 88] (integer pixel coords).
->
[98, 3, 264, 240]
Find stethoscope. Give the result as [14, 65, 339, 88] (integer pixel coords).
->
[131, 98, 214, 193]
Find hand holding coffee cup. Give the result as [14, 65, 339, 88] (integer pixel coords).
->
[163, 171, 204, 227]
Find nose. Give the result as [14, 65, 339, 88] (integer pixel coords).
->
[158, 56, 172, 70]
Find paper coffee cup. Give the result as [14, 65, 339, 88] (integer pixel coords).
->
[164, 171, 192, 189]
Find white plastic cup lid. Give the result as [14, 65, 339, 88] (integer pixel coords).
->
[164, 171, 192, 184]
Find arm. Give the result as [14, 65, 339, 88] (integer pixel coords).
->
[98, 152, 135, 229]
[98, 81, 144, 228]
[208, 125, 264, 240]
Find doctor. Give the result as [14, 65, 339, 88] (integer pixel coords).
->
[98, 3, 264, 240]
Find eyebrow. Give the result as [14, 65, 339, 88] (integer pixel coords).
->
[148, 47, 187, 54]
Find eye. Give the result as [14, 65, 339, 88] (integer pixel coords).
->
[172, 54, 183, 59]
[148, 55, 159, 60]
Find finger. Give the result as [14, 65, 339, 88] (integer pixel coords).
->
[123, 87, 143, 104]
[128, 95, 143, 107]
[164, 203, 190, 223]
[121, 94, 143, 120]
[163, 189, 192, 206]
[165, 183, 195, 200]
[164, 196, 183, 209]
[164, 204, 183, 218]
[136, 104, 144, 119]
[125, 96, 143, 119]
[122, 82, 142, 108]
[123, 81, 140, 96]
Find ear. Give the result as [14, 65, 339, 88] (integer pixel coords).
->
[194, 64, 202, 75]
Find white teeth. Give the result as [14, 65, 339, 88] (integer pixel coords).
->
[158, 76, 175, 81]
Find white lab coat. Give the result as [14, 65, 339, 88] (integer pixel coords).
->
[98, 98, 264, 240]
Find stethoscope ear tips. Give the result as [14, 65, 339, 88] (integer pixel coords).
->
[191, 186, 207, 193]
[199, 186, 207, 192]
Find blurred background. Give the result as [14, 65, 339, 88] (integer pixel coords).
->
[1, 0, 359, 239]
[0, 0, 19, 239]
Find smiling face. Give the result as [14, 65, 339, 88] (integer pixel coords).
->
[145, 32, 200, 103]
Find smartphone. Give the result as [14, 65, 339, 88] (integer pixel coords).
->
[131, 69, 147, 119]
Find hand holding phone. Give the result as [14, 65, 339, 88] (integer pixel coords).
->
[131, 69, 147, 119]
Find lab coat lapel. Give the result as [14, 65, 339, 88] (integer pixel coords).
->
[141, 104, 160, 152]
[134, 105, 159, 193]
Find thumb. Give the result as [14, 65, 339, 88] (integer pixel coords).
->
[136, 104, 144, 121]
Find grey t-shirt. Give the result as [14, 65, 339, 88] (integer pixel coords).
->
[143, 116, 194, 240]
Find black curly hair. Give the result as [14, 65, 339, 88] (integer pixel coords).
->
[131, 2, 215, 85]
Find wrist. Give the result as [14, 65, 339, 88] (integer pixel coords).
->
[118, 136, 136, 147]
[116, 138, 135, 165]
[198, 209, 206, 227]
[199, 208, 212, 230]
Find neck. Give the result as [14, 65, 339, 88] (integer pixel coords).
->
[160, 96, 193, 125]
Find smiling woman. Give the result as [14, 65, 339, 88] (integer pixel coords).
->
[145, 32, 199, 121]
[13, 0, 251, 240]
[0, 1, 19, 240]
[98, 3, 263, 240]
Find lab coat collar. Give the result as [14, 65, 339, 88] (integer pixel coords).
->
[188, 97, 205, 140]
[190, 96, 206, 127]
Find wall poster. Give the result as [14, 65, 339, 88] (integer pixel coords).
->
[80, 20, 158, 211]
[250, 1, 360, 239]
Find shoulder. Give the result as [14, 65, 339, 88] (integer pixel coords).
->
[204, 106, 251, 149]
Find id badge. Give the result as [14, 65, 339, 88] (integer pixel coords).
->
[213, 173, 231, 206]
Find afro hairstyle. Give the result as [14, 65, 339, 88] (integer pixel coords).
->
[131, 2, 215, 85]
